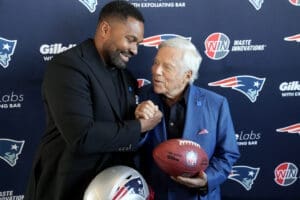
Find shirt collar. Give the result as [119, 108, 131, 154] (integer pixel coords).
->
[161, 84, 190, 107]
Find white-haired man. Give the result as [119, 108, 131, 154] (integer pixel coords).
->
[135, 38, 240, 200]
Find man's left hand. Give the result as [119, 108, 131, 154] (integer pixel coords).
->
[171, 171, 207, 188]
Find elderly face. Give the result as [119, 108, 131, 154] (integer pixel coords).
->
[151, 46, 191, 99]
[97, 17, 144, 69]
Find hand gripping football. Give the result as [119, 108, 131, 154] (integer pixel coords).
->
[153, 139, 209, 177]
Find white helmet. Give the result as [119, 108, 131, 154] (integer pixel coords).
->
[83, 165, 150, 200]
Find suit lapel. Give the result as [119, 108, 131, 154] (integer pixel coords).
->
[182, 85, 205, 138]
[153, 95, 168, 141]
[80, 39, 121, 120]
[120, 70, 131, 117]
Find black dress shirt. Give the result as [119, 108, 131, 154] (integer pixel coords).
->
[110, 67, 127, 118]
[162, 87, 189, 139]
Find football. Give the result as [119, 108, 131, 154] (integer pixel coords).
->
[152, 139, 209, 177]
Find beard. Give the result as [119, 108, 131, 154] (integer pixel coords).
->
[108, 50, 127, 69]
[101, 39, 133, 69]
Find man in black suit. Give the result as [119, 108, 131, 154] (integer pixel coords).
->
[24, 1, 162, 200]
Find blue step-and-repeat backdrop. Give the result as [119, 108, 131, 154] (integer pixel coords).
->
[0, 0, 299, 199]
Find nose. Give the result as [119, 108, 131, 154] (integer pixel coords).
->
[152, 63, 162, 75]
[130, 43, 138, 56]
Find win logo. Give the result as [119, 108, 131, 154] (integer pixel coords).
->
[274, 162, 298, 186]
[0, 138, 25, 167]
[0, 37, 17, 68]
[204, 32, 230, 60]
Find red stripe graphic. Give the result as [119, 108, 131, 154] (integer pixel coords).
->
[276, 123, 300, 134]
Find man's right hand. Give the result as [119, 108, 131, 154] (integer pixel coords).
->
[135, 100, 163, 132]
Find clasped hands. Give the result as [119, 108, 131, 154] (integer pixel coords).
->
[135, 100, 208, 189]
[135, 100, 163, 133]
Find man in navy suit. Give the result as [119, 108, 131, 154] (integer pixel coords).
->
[25, 1, 162, 200]
[135, 38, 240, 200]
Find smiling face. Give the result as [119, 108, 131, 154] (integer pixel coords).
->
[95, 16, 144, 69]
[151, 46, 192, 100]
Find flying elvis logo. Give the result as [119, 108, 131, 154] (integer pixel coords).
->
[137, 78, 151, 88]
[228, 165, 260, 191]
[208, 75, 266, 103]
[276, 123, 300, 135]
[111, 177, 148, 200]
[249, 0, 264, 10]
[0, 138, 25, 167]
[289, 0, 300, 6]
[140, 34, 191, 48]
[0, 37, 17, 69]
[284, 34, 300, 42]
[78, 0, 97, 13]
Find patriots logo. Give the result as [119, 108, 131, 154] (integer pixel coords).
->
[228, 165, 260, 191]
[137, 78, 151, 88]
[140, 34, 191, 48]
[0, 37, 17, 68]
[78, 0, 97, 13]
[289, 0, 300, 6]
[0, 138, 25, 167]
[112, 177, 148, 200]
[284, 34, 300, 42]
[208, 75, 266, 103]
[249, 0, 264, 10]
[276, 123, 300, 135]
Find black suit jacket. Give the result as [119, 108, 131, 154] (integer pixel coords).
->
[25, 39, 141, 200]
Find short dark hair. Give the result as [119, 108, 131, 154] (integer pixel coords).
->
[98, 0, 144, 23]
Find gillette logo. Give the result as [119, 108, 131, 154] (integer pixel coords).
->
[40, 43, 76, 61]
[40, 43, 76, 55]
[279, 81, 300, 97]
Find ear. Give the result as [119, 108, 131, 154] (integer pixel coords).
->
[184, 70, 193, 82]
[98, 21, 111, 37]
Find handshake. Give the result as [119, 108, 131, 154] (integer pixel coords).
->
[135, 100, 163, 133]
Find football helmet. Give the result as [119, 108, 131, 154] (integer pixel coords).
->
[83, 165, 150, 200]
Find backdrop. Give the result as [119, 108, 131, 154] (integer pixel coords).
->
[0, 0, 299, 199]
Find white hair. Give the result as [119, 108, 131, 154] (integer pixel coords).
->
[158, 37, 202, 84]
